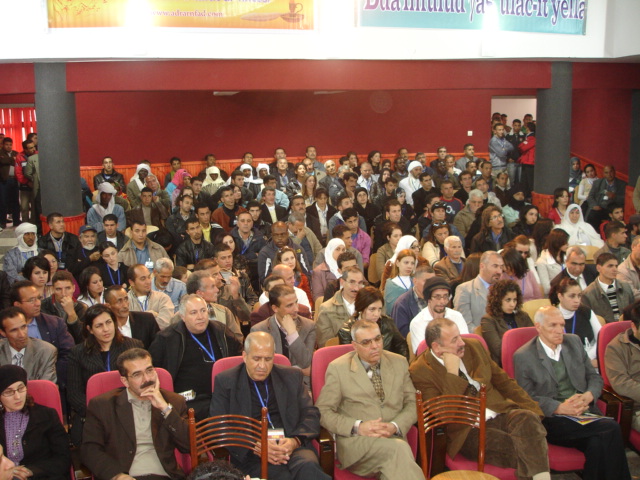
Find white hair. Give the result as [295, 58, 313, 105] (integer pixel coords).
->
[467, 189, 483, 203]
[444, 236, 462, 249]
[155, 257, 174, 272]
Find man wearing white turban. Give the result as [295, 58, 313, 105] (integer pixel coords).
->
[3, 222, 39, 283]
[398, 161, 424, 206]
[86, 182, 126, 233]
[126, 163, 151, 208]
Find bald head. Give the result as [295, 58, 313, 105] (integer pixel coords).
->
[272, 264, 295, 287]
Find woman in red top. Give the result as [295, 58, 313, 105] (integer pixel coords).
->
[547, 187, 570, 225]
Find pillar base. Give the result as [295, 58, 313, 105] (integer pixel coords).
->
[531, 191, 554, 219]
[40, 213, 86, 236]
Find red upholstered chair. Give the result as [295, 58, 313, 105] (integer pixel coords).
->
[500, 327, 587, 472]
[86, 368, 174, 401]
[310, 344, 418, 480]
[462, 333, 489, 351]
[211, 354, 291, 392]
[597, 321, 637, 448]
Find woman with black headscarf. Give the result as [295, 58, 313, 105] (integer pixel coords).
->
[502, 183, 529, 226]
[354, 187, 380, 234]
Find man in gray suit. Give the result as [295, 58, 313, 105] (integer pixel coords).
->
[316, 320, 425, 480]
[514, 306, 630, 480]
[251, 285, 315, 381]
[453, 251, 504, 330]
[0, 307, 57, 382]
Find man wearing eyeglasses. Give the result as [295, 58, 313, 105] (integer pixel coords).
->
[317, 320, 425, 480]
[9, 280, 74, 385]
[82, 347, 190, 480]
[549, 245, 596, 291]
[0, 306, 57, 382]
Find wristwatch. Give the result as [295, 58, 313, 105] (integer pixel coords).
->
[160, 404, 173, 418]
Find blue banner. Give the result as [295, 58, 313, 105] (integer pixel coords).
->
[358, 0, 587, 35]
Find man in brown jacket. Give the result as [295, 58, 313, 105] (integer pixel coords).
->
[410, 318, 550, 480]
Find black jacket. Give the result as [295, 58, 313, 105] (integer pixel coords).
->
[260, 203, 288, 224]
[128, 311, 161, 349]
[469, 227, 515, 254]
[0, 271, 10, 309]
[550, 266, 598, 291]
[174, 238, 215, 268]
[97, 230, 128, 251]
[37, 232, 82, 271]
[0, 404, 71, 480]
[93, 170, 126, 191]
[148, 320, 243, 380]
[338, 314, 409, 361]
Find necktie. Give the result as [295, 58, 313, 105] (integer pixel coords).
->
[458, 369, 479, 397]
[13, 353, 23, 367]
[278, 328, 290, 359]
[369, 364, 385, 402]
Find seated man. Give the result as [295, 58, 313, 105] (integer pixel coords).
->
[149, 294, 243, 420]
[151, 258, 187, 312]
[327, 194, 367, 241]
[175, 217, 215, 271]
[593, 220, 631, 264]
[81, 348, 190, 480]
[40, 271, 86, 343]
[231, 210, 268, 293]
[252, 285, 315, 379]
[214, 242, 259, 310]
[288, 212, 322, 266]
[68, 225, 101, 279]
[258, 222, 310, 283]
[391, 264, 434, 338]
[37, 212, 82, 272]
[3, 222, 39, 283]
[454, 251, 504, 331]
[165, 194, 194, 246]
[251, 274, 312, 326]
[0, 306, 57, 382]
[317, 321, 424, 480]
[549, 245, 597, 291]
[256, 176, 290, 210]
[315, 266, 365, 348]
[618, 236, 640, 300]
[257, 264, 311, 310]
[318, 251, 359, 303]
[125, 186, 168, 229]
[289, 195, 323, 246]
[581, 252, 634, 322]
[410, 318, 550, 480]
[210, 331, 329, 480]
[211, 186, 248, 233]
[105, 285, 160, 349]
[514, 306, 630, 480]
[97, 213, 128, 251]
[342, 208, 371, 268]
[118, 220, 169, 269]
[93, 156, 125, 191]
[127, 264, 175, 330]
[86, 182, 127, 233]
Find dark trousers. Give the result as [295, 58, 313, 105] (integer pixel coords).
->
[543, 415, 630, 480]
[0, 177, 20, 226]
[520, 165, 535, 198]
[236, 446, 330, 480]
[586, 208, 608, 232]
[460, 409, 549, 479]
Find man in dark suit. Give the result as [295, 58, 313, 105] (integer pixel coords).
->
[549, 245, 597, 291]
[81, 347, 190, 480]
[126, 187, 168, 229]
[586, 165, 627, 231]
[514, 306, 630, 480]
[210, 331, 330, 480]
[390, 264, 434, 337]
[410, 318, 550, 480]
[105, 285, 159, 349]
[289, 195, 323, 243]
[260, 187, 288, 224]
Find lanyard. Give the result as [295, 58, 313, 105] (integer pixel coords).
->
[567, 312, 577, 335]
[398, 276, 412, 290]
[241, 234, 253, 255]
[107, 266, 121, 286]
[52, 235, 64, 259]
[194, 245, 200, 263]
[137, 294, 150, 311]
[81, 248, 87, 259]
[252, 381, 275, 429]
[105, 351, 111, 372]
[190, 330, 216, 362]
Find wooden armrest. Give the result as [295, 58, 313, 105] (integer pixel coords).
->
[317, 427, 335, 476]
[602, 387, 635, 445]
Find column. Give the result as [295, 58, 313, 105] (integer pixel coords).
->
[34, 63, 85, 233]
[629, 90, 640, 214]
[532, 62, 573, 217]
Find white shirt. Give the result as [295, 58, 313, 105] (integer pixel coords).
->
[259, 287, 311, 309]
[119, 317, 132, 339]
[409, 307, 468, 354]
[343, 296, 355, 316]
[399, 175, 421, 206]
[538, 337, 563, 361]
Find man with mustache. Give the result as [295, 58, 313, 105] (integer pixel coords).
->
[68, 225, 101, 279]
[410, 318, 551, 480]
[82, 347, 190, 480]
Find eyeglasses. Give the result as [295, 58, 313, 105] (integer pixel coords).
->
[128, 366, 156, 381]
[21, 296, 43, 305]
[490, 214, 504, 221]
[432, 222, 448, 228]
[431, 294, 451, 301]
[1, 385, 26, 397]
[354, 334, 383, 348]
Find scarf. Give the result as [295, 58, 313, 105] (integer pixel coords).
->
[324, 238, 345, 279]
[15, 222, 38, 254]
[202, 166, 225, 189]
[170, 169, 191, 189]
[132, 163, 150, 190]
[94, 182, 116, 217]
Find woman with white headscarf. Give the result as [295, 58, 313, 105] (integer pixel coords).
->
[201, 166, 226, 196]
[556, 203, 604, 247]
[383, 248, 418, 315]
[379, 234, 422, 291]
[311, 238, 346, 301]
[126, 163, 151, 208]
[2, 223, 39, 283]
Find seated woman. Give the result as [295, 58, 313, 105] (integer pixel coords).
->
[77, 266, 105, 308]
[557, 203, 604, 248]
[550, 277, 601, 367]
[337, 286, 408, 360]
[383, 249, 417, 315]
[166, 168, 192, 206]
[301, 174, 317, 207]
[480, 279, 533, 365]
[422, 222, 451, 266]
[379, 235, 423, 290]
[375, 222, 403, 282]
[38, 249, 81, 298]
[547, 187, 570, 225]
[67, 305, 142, 431]
[501, 247, 543, 302]
[311, 238, 345, 301]
[395, 188, 417, 227]
[285, 163, 307, 199]
[511, 205, 540, 238]
[96, 241, 128, 289]
[354, 187, 380, 234]
[535, 228, 570, 295]
[22, 256, 52, 300]
[577, 163, 598, 206]
[0, 364, 70, 480]
[275, 246, 313, 307]
[469, 205, 515, 254]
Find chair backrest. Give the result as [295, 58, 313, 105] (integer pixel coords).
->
[596, 315, 606, 326]
[416, 340, 428, 356]
[189, 407, 269, 479]
[311, 344, 354, 402]
[86, 368, 174, 404]
[368, 253, 380, 283]
[501, 327, 538, 377]
[27, 380, 64, 424]
[325, 336, 340, 347]
[314, 296, 324, 322]
[521, 299, 551, 321]
[407, 332, 416, 364]
[211, 354, 291, 392]
[598, 320, 632, 387]
[462, 333, 489, 352]
[580, 245, 600, 263]
[416, 386, 487, 479]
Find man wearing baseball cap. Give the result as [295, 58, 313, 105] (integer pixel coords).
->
[408, 277, 468, 353]
[69, 225, 101, 278]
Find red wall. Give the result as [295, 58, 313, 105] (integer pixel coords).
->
[75, 88, 535, 166]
